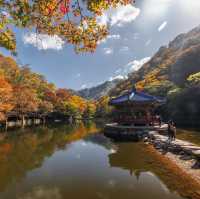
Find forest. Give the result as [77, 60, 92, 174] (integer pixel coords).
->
[0, 53, 112, 127]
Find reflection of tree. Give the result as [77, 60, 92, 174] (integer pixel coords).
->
[108, 142, 200, 199]
[0, 122, 99, 192]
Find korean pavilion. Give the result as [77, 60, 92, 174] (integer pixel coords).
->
[109, 87, 165, 126]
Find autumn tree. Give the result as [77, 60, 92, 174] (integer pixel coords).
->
[38, 100, 53, 123]
[95, 96, 111, 118]
[54, 88, 71, 113]
[0, 73, 13, 122]
[0, 54, 19, 83]
[13, 85, 39, 127]
[82, 102, 96, 119]
[0, 0, 134, 54]
[68, 95, 87, 115]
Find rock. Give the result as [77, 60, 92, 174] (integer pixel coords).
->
[180, 155, 193, 161]
[192, 161, 200, 169]
[179, 151, 185, 156]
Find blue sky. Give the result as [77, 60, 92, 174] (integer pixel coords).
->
[1, 0, 200, 90]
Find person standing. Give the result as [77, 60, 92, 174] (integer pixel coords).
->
[171, 121, 176, 141]
[167, 120, 176, 142]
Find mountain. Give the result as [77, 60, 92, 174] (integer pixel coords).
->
[78, 57, 151, 100]
[78, 79, 123, 100]
[109, 25, 200, 127]
[109, 25, 200, 97]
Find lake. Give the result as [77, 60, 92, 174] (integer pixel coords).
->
[0, 122, 199, 199]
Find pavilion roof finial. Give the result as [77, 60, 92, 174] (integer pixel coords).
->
[131, 81, 137, 92]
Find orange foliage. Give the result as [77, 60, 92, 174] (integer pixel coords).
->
[0, 74, 13, 120]
[13, 85, 39, 114]
[68, 95, 87, 113]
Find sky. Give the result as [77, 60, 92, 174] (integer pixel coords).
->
[1, 0, 200, 90]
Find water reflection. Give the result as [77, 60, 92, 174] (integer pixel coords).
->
[177, 128, 200, 145]
[0, 122, 98, 194]
[20, 187, 62, 199]
[108, 142, 200, 199]
[0, 122, 199, 199]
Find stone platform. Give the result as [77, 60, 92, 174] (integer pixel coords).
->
[104, 123, 167, 141]
[149, 131, 200, 160]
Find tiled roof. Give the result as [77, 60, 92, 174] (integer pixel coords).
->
[110, 90, 165, 105]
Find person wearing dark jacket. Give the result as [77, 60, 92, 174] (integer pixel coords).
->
[167, 120, 176, 142]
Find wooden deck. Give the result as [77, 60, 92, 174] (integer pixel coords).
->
[149, 131, 200, 159]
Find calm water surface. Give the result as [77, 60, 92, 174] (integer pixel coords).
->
[0, 122, 199, 199]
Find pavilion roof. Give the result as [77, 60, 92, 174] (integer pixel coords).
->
[109, 89, 166, 105]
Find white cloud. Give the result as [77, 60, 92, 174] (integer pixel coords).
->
[109, 75, 127, 81]
[126, 57, 151, 72]
[81, 84, 87, 89]
[145, 39, 152, 46]
[115, 68, 122, 74]
[103, 47, 113, 55]
[158, 21, 168, 32]
[108, 58, 150, 82]
[23, 33, 65, 50]
[112, 57, 151, 81]
[97, 4, 140, 27]
[119, 46, 129, 53]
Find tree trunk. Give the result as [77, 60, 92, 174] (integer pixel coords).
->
[43, 116, 46, 125]
[5, 117, 8, 132]
[22, 115, 25, 128]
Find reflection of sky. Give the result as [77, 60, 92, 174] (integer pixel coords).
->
[2, 0, 200, 90]
[0, 135, 184, 199]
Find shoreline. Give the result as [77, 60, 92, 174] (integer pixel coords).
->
[146, 145, 200, 199]
[146, 133, 200, 198]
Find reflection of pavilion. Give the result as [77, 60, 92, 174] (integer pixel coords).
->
[108, 143, 150, 180]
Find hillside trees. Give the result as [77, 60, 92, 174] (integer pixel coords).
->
[187, 72, 200, 86]
[0, 54, 96, 126]
[0, 0, 135, 54]
[95, 96, 111, 118]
